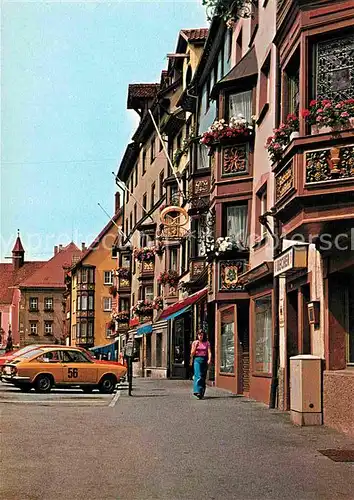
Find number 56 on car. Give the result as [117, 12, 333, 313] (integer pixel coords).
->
[1, 347, 127, 393]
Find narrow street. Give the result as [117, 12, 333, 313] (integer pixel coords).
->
[1, 379, 353, 500]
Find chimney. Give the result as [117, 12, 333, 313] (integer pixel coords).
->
[115, 192, 121, 213]
[59, 244, 63, 252]
[81, 242, 86, 252]
[54, 246, 58, 256]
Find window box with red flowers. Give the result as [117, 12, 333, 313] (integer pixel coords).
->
[200, 115, 254, 148]
[112, 310, 130, 323]
[108, 285, 118, 298]
[265, 114, 299, 164]
[133, 247, 156, 262]
[157, 270, 180, 287]
[132, 300, 154, 317]
[152, 296, 164, 311]
[301, 99, 354, 134]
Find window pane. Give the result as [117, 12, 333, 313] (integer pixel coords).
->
[254, 295, 272, 373]
[226, 205, 248, 248]
[315, 35, 354, 102]
[229, 91, 252, 121]
[197, 144, 209, 170]
[220, 307, 235, 374]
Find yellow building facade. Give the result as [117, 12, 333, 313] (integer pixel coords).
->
[70, 210, 121, 350]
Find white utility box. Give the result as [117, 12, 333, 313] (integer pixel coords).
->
[290, 355, 322, 426]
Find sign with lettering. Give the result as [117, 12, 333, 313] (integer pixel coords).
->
[274, 245, 308, 277]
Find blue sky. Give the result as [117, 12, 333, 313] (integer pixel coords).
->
[1, 1, 207, 261]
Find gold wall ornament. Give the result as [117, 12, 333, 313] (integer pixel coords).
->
[159, 206, 189, 240]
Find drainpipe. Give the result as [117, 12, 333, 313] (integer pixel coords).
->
[259, 210, 282, 409]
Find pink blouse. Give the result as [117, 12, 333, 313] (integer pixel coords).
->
[194, 340, 210, 358]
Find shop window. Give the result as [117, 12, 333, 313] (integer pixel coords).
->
[259, 52, 271, 120]
[156, 332, 163, 367]
[225, 204, 249, 249]
[254, 295, 272, 374]
[228, 90, 252, 122]
[314, 34, 354, 102]
[219, 306, 235, 374]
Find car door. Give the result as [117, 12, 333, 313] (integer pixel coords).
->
[60, 350, 98, 384]
[32, 350, 64, 384]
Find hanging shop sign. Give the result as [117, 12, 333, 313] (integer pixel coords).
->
[159, 206, 189, 240]
[274, 245, 308, 277]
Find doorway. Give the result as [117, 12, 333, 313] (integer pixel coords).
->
[170, 312, 192, 378]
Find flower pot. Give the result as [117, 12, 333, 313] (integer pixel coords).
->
[289, 131, 300, 141]
[311, 125, 332, 135]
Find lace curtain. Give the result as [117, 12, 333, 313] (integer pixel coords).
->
[229, 90, 252, 121]
[197, 143, 209, 170]
[226, 205, 248, 249]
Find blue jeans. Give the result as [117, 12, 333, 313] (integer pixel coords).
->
[193, 356, 208, 396]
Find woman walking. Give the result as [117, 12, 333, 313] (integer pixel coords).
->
[190, 330, 212, 399]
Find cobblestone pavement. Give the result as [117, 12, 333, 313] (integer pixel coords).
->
[1, 379, 353, 500]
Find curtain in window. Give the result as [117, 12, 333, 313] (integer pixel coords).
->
[229, 90, 252, 121]
[227, 205, 248, 248]
[197, 144, 209, 170]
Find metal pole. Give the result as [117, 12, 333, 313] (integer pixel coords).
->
[128, 357, 133, 396]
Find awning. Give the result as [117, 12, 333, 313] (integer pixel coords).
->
[160, 287, 208, 320]
[90, 341, 116, 359]
[136, 322, 153, 336]
[164, 305, 191, 322]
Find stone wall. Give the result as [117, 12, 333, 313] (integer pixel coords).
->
[323, 370, 354, 436]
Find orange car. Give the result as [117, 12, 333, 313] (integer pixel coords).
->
[1, 346, 127, 393]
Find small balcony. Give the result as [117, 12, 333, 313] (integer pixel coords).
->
[274, 130, 354, 239]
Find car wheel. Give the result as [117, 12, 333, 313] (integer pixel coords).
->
[82, 387, 93, 393]
[35, 374, 53, 393]
[99, 375, 116, 394]
[19, 385, 32, 392]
